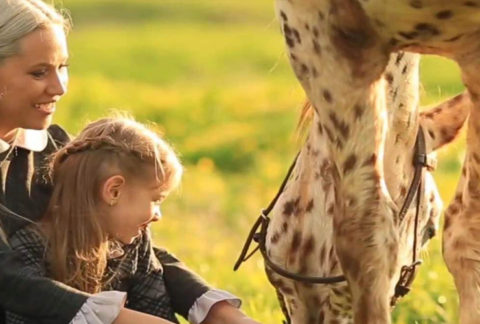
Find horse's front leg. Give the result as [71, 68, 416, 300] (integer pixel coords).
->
[334, 187, 398, 324]
[444, 41, 480, 324]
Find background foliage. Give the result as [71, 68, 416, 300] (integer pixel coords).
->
[57, 1, 466, 322]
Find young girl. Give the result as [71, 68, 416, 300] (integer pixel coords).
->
[6, 117, 259, 324]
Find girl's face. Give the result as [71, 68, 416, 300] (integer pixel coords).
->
[105, 176, 165, 244]
[0, 24, 69, 138]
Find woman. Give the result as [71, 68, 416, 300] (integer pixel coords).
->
[0, 1, 259, 323]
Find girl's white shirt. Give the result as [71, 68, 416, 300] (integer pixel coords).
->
[188, 289, 241, 324]
[69, 291, 126, 324]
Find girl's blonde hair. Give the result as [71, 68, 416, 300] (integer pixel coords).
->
[44, 116, 182, 293]
[0, 0, 70, 62]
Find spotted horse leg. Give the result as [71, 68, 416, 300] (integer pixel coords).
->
[443, 35, 480, 324]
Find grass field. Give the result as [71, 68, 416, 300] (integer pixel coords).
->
[56, 1, 466, 322]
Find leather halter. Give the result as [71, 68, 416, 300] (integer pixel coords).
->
[234, 126, 436, 304]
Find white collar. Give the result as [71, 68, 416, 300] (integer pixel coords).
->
[0, 129, 49, 153]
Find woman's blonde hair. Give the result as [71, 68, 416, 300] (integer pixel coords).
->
[0, 0, 70, 62]
[44, 116, 182, 293]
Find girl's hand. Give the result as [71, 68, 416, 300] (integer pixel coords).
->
[113, 308, 177, 324]
[200, 301, 261, 324]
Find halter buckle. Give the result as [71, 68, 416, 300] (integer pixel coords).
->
[391, 260, 423, 306]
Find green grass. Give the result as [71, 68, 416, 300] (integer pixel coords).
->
[54, 1, 467, 322]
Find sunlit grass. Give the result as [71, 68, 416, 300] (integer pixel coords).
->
[53, 1, 467, 323]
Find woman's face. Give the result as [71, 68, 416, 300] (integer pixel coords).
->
[0, 24, 69, 138]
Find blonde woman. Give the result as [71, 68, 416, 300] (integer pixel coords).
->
[0, 1, 258, 324]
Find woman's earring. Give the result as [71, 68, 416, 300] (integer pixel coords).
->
[109, 199, 116, 206]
